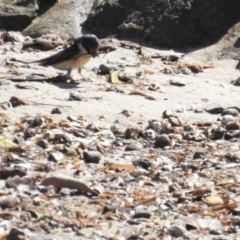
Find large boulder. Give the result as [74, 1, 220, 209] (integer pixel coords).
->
[82, 0, 240, 48]
[22, 0, 95, 39]
[0, 0, 39, 30]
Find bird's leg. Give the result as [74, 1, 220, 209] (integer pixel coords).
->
[78, 67, 89, 81]
[65, 68, 72, 79]
[63, 68, 77, 82]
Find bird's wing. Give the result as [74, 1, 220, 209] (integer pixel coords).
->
[32, 43, 83, 66]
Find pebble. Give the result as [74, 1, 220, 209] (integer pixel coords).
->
[69, 91, 83, 101]
[132, 211, 152, 219]
[221, 108, 239, 117]
[132, 159, 152, 170]
[148, 119, 161, 132]
[221, 115, 234, 125]
[143, 129, 156, 140]
[181, 67, 192, 75]
[125, 142, 142, 151]
[203, 195, 224, 206]
[204, 102, 224, 114]
[155, 134, 171, 148]
[193, 151, 205, 159]
[37, 139, 49, 149]
[51, 107, 62, 114]
[224, 131, 239, 140]
[98, 64, 117, 74]
[6, 228, 26, 240]
[83, 151, 102, 163]
[169, 220, 187, 238]
[48, 152, 64, 162]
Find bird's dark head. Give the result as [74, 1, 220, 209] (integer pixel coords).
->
[79, 34, 99, 57]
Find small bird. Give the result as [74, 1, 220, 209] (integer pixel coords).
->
[14, 34, 99, 81]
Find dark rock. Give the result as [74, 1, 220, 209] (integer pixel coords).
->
[0, 0, 38, 30]
[48, 152, 64, 162]
[83, 0, 240, 48]
[211, 126, 226, 140]
[6, 228, 26, 240]
[37, 139, 49, 149]
[193, 151, 205, 159]
[83, 151, 101, 163]
[224, 131, 239, 140]
[132, 211, 151, 219]
[132, 159, 152, 170]
[51, 107, 62, 114]
[155, 134, 171, 148]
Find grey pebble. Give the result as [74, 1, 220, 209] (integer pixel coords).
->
[221, 108, 239, 117]
[221, 115, 234, 125]
[83, 151, 102, 163]
[204, 102, 224, 114]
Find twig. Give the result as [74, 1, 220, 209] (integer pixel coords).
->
[120, 42, 142, 50]
[27, 101, 72, 108]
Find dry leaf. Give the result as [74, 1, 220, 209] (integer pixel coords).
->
[129, 89, 156, 100]
[135, 196, 156, 205]
[110, 71, 122, 84]
[144, 69, 154, 75]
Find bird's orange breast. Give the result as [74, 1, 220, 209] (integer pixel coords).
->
[53, 54, 92, 70]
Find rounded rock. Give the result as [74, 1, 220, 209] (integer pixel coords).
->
[221, 115, 234, 125]
[83, 151, 102, 164]
[221, 108, 239, 117]
[155, 134, 171, 148]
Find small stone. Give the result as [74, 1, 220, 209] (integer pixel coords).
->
[209, 229, 222, 235]
[155, 134, 171, 148]
[169, 220, 187, 238]
[51, 107, 62, 114]
[148, 119, 161, 132]
[83, 151, 101, 163]
[168, 116, 183, 126]
[48, 152, 64, 162]
[143, 129, 156, 140]
[181, 67, 192, 75]
[211, 125, 226, 140]
[221, 108, 239, 117]
[183, 124, 195, 131]
[132, 159, 152, 170]
[0, 180, 6, 189]
[203, 196, 224, 206]
[204, 102, 224, 114]
[69, 91, 83, 101]
[232, 207, 240, 215]
[221, 115, 234, 125]
[193, 151, 205, 159]
[224, 131, 239, 140]
[125, 142, 142, 151]
[98, 64, 117, 74]
[6, 228, 26, 240]
[132, 211, 152, 219]
[37, 139, 49, 149]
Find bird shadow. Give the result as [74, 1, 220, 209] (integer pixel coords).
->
[9, 75, 81, 89]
